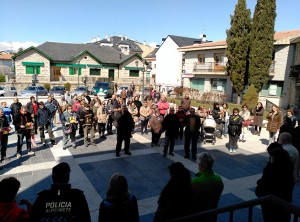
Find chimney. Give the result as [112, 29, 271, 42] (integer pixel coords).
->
[156, 45, 160, 48]
[143, 41, 147, 46]
[202, 34, 207, 42]
[96, 35, 100, 41]
[106, 34, 109, 41]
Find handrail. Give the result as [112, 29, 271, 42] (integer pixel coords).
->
[166, 195, 300, 222]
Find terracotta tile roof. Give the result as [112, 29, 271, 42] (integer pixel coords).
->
[0, 53, 13, 60]
[274, 30, 300, 40]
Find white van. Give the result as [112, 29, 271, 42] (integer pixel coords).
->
[0, 85, 17, 97]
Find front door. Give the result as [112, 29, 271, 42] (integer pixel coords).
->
[109, 69, 114, 81]
[51, 67, 61, 81]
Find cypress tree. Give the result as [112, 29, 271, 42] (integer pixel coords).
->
[226, 0, 251, 104]
[248, 0, 276, 92]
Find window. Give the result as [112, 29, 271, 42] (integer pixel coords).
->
[214, 53, 225, 64]
[260, 81, 283, 97]
[26, 66, 40, 74]
[90, 69, 101, 76]
[129, 70, 139, 77]
[211, 79, 227, 92]
[198, 54, 205, 64]
[69, 67, 82, 75]
[190, 78, 205, 90]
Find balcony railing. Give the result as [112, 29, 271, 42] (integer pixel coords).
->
[270, 60, 275, 73]
[193, 62, 227, 72]
[166, 195, 300, 222]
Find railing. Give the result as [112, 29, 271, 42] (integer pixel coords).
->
[193, 62, 227, 72]
[166, 195, 300, 222]
[270, 60, 275, 73]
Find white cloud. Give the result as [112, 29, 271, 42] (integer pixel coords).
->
[0, 41, 39, 52]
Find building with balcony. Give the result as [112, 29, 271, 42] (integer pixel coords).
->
[178, 30, 300, 108]
[12, 42, 146, 90]
[156, 35, 208, 87]
[144, 46, 159, 87]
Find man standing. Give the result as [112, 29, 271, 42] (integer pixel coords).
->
[10, 98, 22, 125]
[162, 107, 180, 157]
[192, 152, 224, 222]
[45, 96, 58, 128]
[31, 162, 91, 222]
[80, 103, 95, 147]
[13, 106, 35, 158]
[115, 105, 134, 157]
[37, 102, 56, 146]
[278, 132, 299, 183]
[0, 109, 11, 163]
[183, 108, 201, 160]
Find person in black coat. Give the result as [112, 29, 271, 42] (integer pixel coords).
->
[162, 108, 180, 157]
[115, 105, 134, 157]
[183, 108, 201, 160]
[98, 173, 139, 222]
[13, 106, 34, 158]
[255, 147, 294, 222]
[10, 98, 22, 124]
[37, 102, 56, 146]
[228, 108, 243, 153]
[0, 109, 11, 163]
[31, 162, 91, 222]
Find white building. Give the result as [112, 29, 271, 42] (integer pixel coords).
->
[156, 35, 204, 87]
[178, 30, 300, 108]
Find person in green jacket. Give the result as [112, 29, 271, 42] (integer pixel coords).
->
[192, 152, 224, 222]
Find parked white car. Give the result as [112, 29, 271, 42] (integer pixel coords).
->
[116, 85, 128, 96]
[0, 85, 18, 97]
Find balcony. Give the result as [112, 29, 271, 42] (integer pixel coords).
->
[193, 62, 227, 73]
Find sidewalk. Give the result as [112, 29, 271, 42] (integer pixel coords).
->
[0, 125, 299, 222]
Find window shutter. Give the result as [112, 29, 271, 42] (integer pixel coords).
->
[26, 66, 34, 74]
[36, 66, 40, 74]
[69, 68, 74, 75]
[79, 68, 82, 75]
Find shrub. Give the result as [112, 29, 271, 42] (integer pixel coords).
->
[64, 82, 71, 91]
[0, 74, 6, 82]
[44, 83, 51, 91]
[243, 85, 258, 111]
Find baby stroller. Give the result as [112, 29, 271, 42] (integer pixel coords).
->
[202, 116, 217, 145]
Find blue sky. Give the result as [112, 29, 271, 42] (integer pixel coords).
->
[0, 0, 300, 50]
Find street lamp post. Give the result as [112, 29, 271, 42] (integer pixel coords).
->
[77, 60, 80, 88]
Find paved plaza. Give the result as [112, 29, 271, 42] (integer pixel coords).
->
[1, 124, 300, 222]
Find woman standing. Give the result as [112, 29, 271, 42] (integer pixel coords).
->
[266, 105, 283, 144]
[139, 101, 151, 134]
[97, 100, 108, 139]
[239, 104, 251, 142]
[228, 108, 243, 153]
[255, 147, 294, 222]
[252, 102, 264, 136]
[222, 103, 230, 138]
[61, 105, 78, 149]
[98, 173, 139, 222]
[148, 108, 164, 147]
[106, 99, 114, 135]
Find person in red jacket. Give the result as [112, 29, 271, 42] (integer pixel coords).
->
[0, 177, 31, 222]
[157, 95, 169, 117]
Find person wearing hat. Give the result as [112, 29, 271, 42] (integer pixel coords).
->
[37, 101, 56, 146]
[162, 107, 180, 157]
[31, 162, 91, 222]
[192, 152, 224, 221]
[80, 103, 96, 147]
[115, 104, 134, 157]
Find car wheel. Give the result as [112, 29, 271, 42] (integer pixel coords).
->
[0, 94, 4, 97]
[14, 93, 17, 96]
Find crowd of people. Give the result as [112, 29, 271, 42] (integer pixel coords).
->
[0, 88, 299, 221]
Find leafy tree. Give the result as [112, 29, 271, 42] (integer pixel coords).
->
[226, 0, 251, 104]
[0, 74, 6, 82]
[243, 85, 259, 111]
[64, 82, 71, 91]
[248, 0, 276, 92]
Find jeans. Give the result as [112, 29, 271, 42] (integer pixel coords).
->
[151, 130, 161, 145]
[223, 121, 228, 136]
[98, 123, 106, 136]
[229, 134, 239, 149]
[17, 131, 31, 153]
[141, 118, 149, 133]
[107, 116, 113, 133]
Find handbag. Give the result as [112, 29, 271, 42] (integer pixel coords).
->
[243, 119, 251, 127]
[65, 125, 73, 134]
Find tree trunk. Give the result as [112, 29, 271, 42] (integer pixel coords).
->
[237, 95, 241, 105]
